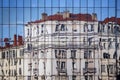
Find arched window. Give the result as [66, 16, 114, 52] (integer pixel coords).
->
[113, 26, 119, 34]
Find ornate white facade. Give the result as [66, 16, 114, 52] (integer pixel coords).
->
[24, 11, 120, 80]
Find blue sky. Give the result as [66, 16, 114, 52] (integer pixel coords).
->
[0, 0, 120, 46]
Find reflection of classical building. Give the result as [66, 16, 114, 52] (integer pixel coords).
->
[0, 11, 120, 80]
[98, 17, 120, 80]
[24, 11, 120, 80]
[0, 35, 24, 80]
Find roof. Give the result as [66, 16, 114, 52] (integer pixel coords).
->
[0, 35, 24, 50]
[103, 17, 120, 24]
[27, 13, 97, 24]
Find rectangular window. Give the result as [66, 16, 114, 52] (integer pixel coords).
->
[2, 52, 5, 59]
[103, 43, 106, 49]
[72, 61, 77, 69]
[108, 41, 112, 49]
[85, 62, 88, 68]
[55, 50, 57, 58]
[101, 65, 105, 72]
[19, 59, 21, 65]
[41, 24, 44, 33]
[61, 24, 65, 31]
[6, 51, 9, 58]
[61, 62, 65, 69]
[102, 25, 105, 32]
[84, 50, 92, 59]
[37, 25, 39, 34]
[103, 53, 110, 59]
[91, 24, 94, 31]
[88, 38, 92, 46]
[85, 76, 88, 80]
[27, 29, 29, 35]
[89, 75, 93, 80]
[20, 49, 24, 56]
[19, 68, 22, 75]
[62, 50, 66, 58]
[108, 65, 114, 74]
[27, 44, 32, 50]
[13, 50, 16, 58]
[71, 50, 76, 59]
[28, 76, 31, 80]
[55, 24, 59, 31]
[14, 70, 16, 76]
[57, 61, 60, 68]
[72, 75, 76, 80]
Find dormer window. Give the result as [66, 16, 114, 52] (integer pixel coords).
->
[55, 24, 59, 31]
[55, 24, 67, 32]
[61, 24, 65, 31]
[84, 24, 94, 32]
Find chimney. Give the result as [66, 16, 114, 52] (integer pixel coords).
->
[92, 13, 97, 21]
[4, 38, 9, 42]
[18, 35, 23, 45]
[13, 34, 17, 46]
[42, 13, 48, 20]
[63, 10, 70, 19]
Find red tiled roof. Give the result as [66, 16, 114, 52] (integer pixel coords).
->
[103, 17, 120, 24]
[28, 13, 96, 24]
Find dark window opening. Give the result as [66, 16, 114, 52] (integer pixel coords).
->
[55, 24, 59, 31]
[61, 62, 65, 69]
[2, 52, 5, 59]
[27, 29, 29, 35]
[71, 50, 76, 59]
[103, 53, 110, 59]
[84, 50, 92, 59]
[19, 68, 22, 75]
[91, 24, 94, 31]
[72, 75, 76, 80]
[61, 24, 65, 31]
[55, 50, 57, 58]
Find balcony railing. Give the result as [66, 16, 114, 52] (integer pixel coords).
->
[56, 67, 67, 75]
[83, 68, 96, 74]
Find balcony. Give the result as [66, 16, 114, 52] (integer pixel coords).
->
[56, 67, 67, 75]
[72, 68, 81, 75]
[83, 68, 96, 74]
